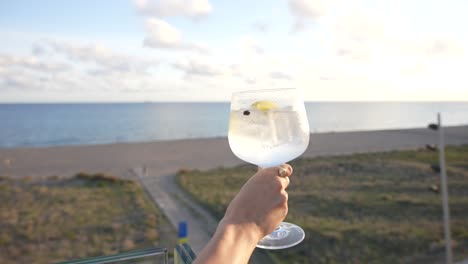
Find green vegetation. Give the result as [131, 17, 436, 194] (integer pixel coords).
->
[0, 173, 175, 264]
[177, 145, 468, 263]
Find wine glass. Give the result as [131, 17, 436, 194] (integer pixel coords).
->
[228, 88, 310, 250]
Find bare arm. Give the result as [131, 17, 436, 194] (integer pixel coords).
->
[194, 164, 293, 264]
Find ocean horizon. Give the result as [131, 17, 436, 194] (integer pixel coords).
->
[1, 102, 467, 148]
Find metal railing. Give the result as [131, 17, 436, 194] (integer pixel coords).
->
[174, 243, 197, 264]
[56, 244, 197, 264]
[56, 247, 168, 264]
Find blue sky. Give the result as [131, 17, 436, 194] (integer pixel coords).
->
[0, 0, 467, 102]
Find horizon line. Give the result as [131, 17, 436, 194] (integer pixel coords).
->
[1, 100, 468, 104]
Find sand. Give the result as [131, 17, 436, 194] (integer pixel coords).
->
[1, 125, 467, 178]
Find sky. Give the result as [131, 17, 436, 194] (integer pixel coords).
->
[0, 0, 467, 102]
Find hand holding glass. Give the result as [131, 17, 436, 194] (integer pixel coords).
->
[228, 88, 310, 249]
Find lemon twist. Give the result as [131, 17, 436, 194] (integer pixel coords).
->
[251, 100, 278, 111]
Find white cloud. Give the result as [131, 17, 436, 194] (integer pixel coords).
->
[288, 0, 324, 19]
[134, 0, 210, 54]
[0, 54, 78, 92]
[135, 0, 212, 19]
[288, 0, 325, 31]
[0, 41, 164, 97]
[0, 54, 71, 73]
[171, 57, 223, 78]
[144, 18, 182, 47]
[47, 41, 159, 74]
[143, 18, 209, 53]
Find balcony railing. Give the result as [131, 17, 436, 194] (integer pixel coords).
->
[56, 244, 196, 264]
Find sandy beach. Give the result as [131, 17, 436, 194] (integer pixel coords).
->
[1, 125, 468, 178]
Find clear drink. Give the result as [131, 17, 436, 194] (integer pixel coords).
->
[228, 109, 309, 167]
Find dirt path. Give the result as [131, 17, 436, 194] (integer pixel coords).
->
[134, 167, 217, 254]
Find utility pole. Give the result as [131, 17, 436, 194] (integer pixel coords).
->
[429, 113, 453, 264]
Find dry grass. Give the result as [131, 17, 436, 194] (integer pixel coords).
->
[0, 173, 175, 264]
[177, 145, 468, 264]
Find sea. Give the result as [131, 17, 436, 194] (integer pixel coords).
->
[0, 102, 467, 148]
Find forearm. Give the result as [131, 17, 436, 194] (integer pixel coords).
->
[194, 165, 292, 263]
[194, 220, 260, 264]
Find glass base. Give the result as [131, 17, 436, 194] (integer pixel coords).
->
[256, 222, 305, 250]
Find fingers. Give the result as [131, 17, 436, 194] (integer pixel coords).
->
[278, 166, 289, 177]
[280, 164, 293, 178]
[277, 191, 289, 218]
[278, 164, 292, 189]
[259, 164, 293, 178]
[259, 164, 293, 189]
[278, 174, 290, 189]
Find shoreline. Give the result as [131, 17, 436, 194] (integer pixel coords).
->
[1, 125, 467, 178]
[2, 124, 468, 151]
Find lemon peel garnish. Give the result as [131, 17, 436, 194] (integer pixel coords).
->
[251, 101, 278, 111]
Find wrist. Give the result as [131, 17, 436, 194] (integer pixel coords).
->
[217, 218, 261, 250]
[195, 219, 261, 264]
